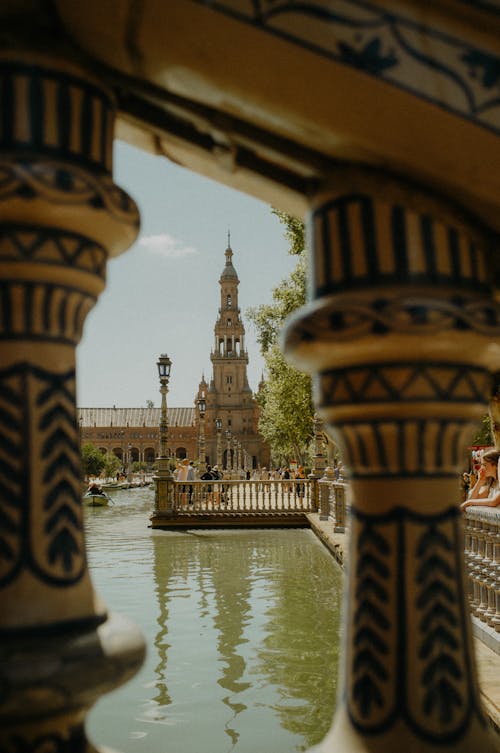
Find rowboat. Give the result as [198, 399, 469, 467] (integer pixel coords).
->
[82, 490, 112, 507]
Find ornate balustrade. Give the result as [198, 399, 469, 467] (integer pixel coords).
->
[318, 474, 349, 533]
[151, 478, 315, 528]
[172, 478, 314, 513]
[464, 508, 500, 634]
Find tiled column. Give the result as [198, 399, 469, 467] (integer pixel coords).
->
[285, 167, 500, 752]
[0, 52, 145, 750]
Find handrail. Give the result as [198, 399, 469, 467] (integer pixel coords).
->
[171, 478, 314, 513]
[463, 507, 500, 633]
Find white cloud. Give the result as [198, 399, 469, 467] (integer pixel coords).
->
[138, 233, 197, 258]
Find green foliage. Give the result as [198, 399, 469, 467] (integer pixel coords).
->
[248, 210, 313, 464]
[257, 345, 314, 464]
[81, 443, 105, 478]
[471, 413, 493, 446]
[132, 461, 148, 472]
[271, 208, 305, 256]
[248, 257, 306, 354]
[103, 453, 121, 478]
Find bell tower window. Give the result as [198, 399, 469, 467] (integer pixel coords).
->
[227, 294, 232, 308]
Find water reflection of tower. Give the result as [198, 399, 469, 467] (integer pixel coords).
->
[201, 533, 254, 747]
[151, 531, 254, 741]
[151, 531, 256, 747]
[253, 534, 342, 749]
[151, 534, 208, 709]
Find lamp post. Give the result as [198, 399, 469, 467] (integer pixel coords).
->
[311, 413, 327, 477]
[236, 440, 241, 474]
[230, 435, 235, 474]
[215, 417, 222, 468]
[198, 395, 206, 467]
[310, 413, 327, 515]
[225, 429, 231, 474]
[127, 443, 133, 483]
[154, 353, 173, 515]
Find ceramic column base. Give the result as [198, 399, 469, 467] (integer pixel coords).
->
[0, 612, 146, 752]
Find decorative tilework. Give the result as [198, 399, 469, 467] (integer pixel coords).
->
[199, 0, 500, 134]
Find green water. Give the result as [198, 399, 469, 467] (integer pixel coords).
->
[85, 487, 343, 753]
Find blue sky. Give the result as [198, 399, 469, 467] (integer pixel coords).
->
[76, 141, 298, 408]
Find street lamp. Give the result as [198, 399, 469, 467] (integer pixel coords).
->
[215, 418, 222, 468]
[198, 396, 206, 466]
[157, 353, 171, 459]
[127, 443, 133, 482]
[154, 353, 173, 514]
[225, 429, 231, 473]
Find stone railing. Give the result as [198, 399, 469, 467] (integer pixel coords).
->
[171, 478, 315, 513]
[318, 472, 349, 532]
[464, 508, 500, 633]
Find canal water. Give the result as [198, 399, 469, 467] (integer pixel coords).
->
[85, 487, 343, 753]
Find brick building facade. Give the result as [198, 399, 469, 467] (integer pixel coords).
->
[79, 242, 270, 470]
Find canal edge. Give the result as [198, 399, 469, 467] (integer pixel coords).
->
[306, 513, 346, 570]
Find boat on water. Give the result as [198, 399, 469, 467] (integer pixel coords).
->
[102, 480, 152, 491]
[83, 486, 112, 507]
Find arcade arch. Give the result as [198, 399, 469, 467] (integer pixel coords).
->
[3, 6, 500, 753]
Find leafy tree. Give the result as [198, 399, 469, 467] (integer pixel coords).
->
[272, 208, 305, 256]
[248, 210, 313, 464]
[132, 461, 148, 472]
[103, 453, 121, 479]
[250, 255, 306, 354]
[81, 443, 105, 478]
[471, 413, 493, 446]
[146, 399, 154, 408]
[257, 344, 314, 464]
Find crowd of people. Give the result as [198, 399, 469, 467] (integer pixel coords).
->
[170, 459, 347, 507]
[170, 448, 500, 514]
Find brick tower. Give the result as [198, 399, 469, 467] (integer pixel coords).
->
[197, 237, 269, 470]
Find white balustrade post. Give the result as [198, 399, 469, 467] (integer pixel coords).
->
[319, 468, 335, 521]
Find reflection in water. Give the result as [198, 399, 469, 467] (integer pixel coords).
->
[254, 539, 342, 749]
[205, 537, 253, 748]
[85, 490, 342, 753]
[151, 533, 253, 747]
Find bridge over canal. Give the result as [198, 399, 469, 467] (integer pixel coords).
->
[150, 477, 348, 530]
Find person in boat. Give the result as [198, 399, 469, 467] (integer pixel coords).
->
[88, 482, 105, 496]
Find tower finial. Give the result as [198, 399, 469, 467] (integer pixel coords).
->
[227, 229, 231, 248]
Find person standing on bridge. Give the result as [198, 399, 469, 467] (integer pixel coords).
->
[177, 458, 195, 506]
[295, 466, 305, 498]
[201, 464, 215, 504]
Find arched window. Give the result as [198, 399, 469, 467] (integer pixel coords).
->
[227, 318, 232, 327]
[227, 294, 232, 308]
[144, 447, 156, 464]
